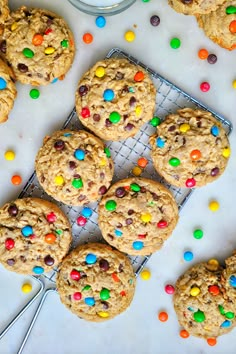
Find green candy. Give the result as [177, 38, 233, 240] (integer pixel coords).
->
[82, 285, 91, 291]
[130, 183, 140, 192]
[193, 310, 205, 323]
[30, 89, 40, 99]
[109, 111, 121, 124]
[169, 157, 180, 167]
[23, 48, 34, 58]
[100, 288, 110, 301]
[218, 305, 226, 315]
[61, 39, 69, 48]
[104, 147, 111, 158]
[150, 116, 161, 127]
[226, 6, 236, 14]
[193, 229, 203, 239]
[55, 229, 63, 235]
[170, 38, 181, 49]
[105, 200, 117, 211]
[72, 178, 83, 189]
[225, 312, 235, 319]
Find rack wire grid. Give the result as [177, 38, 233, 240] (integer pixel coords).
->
[0, 48, 233, 353]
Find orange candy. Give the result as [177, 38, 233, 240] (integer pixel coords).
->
[207, 338, 217, 346]
[32, 34, 44, 46]
[190, 149, 201, 161]
[137, 157, 148, 168]
[83, 32, 93, 44]
[11, 175, 22, 185]
[45, 233, 57, 244]
[158, 311, 168, 322]
[180, 329, 190, 338]
[112, 273, 120, 282]
[208, 285, 220, 296]
[198, 48, 208, 60]
[229, 20, 236, 34]
[134, 71, 145, 82]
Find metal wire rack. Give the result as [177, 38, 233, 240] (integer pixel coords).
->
[0, 48, 232, 353]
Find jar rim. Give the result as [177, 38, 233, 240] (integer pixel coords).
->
[68, 0, 136, 16]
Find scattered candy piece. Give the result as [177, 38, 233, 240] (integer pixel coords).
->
[207, 54, 217, 64]
[198, 48, 208, 59]
[185, 178, 196, 188]
[208, 258, 219, 270]
[140, 269, 151, 280]
[200, 81, 210, 92]
[77, 216, 87, 226]
[193, 229, 203, 239]
[134, 71, 145, 82]
[105, 200, 117, 211]
[85, 253, 97, 264]
[4, 150, 15, 161]
[95, 16, 106, 28]
[170, 37, 181, 49]
[132, 241, 144, 250]
[232, 80, 236, 88]
[11, 175, 22, 185]
[83, 33, 93, 44]
[30, 89, 40, 99]
[22, 283, 32, 293]
[183, 251, 193, 262]
[137, 157, 148, 168]
[150, 15, 160, 27]
[207, 338, 217, 346]
[132, 166, 142, 176]
[180, 329, 189, 338]
[81, 207, 92, 218]
[158, 311, 168, 322]
[95, 66, 105, 78]
[124, 30, 136, 42]
[33, 266, 44, 274]
[165, 284, 175, 294]
[208, 200, 219, 212]
[190, 287, 200, 296]
[150, 116, 161, 127]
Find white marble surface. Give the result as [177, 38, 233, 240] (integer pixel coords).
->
[0, 0, 236, 353]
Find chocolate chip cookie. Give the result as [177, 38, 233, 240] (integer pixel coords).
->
[0, 0, 9, 24]
[169, 0, 226, 16]
[0, 57, 17, 123]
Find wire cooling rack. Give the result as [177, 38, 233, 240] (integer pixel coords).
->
[0, 48, 232, 353]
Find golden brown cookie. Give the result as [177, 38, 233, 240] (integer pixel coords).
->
[196, 1, 236, 50]
[0, 57, 17, 123]
[56, 243, 136, 322]
[173, 259, 236, 339]
[35, 130, 114, 206]
[169, 0, 226, 16]
[0, 0, 9, 24]
[149, 108, 230, 188]
[222, 252, 236, 305]
[0, 198, 72, 275]
[0, 6, 75, 85]
[75, 58, 156, 141]
[98, 178, 179, 256]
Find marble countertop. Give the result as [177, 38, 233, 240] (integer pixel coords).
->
[0, 0, 236, 353]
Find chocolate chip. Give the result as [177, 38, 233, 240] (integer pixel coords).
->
[105, 119, 112, 127]
[80, 271, 87, 278]
[101, 301, 109, 309]
[211, 167, 220, 177]
[8, 204, 18, 216]
[118, 263, 124, 272]
[122, 85, 129, 94]
[150, 15, 160, 27]
[168, 125, 176, 132]
[0, 40, 6, 54]
[182, 137, 186, 146]
[129, 97, 136, 107]
[54, 140, 65, 150]
[54, 53, 61, 60]
[47, 15, 55, 21]
[107, 233, 114, 241]
[93, 113, 101, 122]
[140, 186, 146, 193]
[125, 123, 135, 131]
[88, 181, 94, 188]
[17, 63, 28, 73]
[100, 172, 105, 180]
[73, 173, 81, 179]
[215, 137, 221, 145]
[99, 259, 109, 271]
[44, 255, 54, 266]
[69, 161, 76, 169]
[115, 187, 126, 198]
[197, 121, 202, 128]
[123, 114, 129, 121]
[78, 195, 86, 202]
[116, 223, 123, 228]
[128, 209, 134, 215]
[126, 218, 133, 225]
[7, 259, 15, 266]
[40, 175, 45, 183]
[151, 193, 159, 201]
[78, 85, 88, 97]
[99, 186, 107, 195]
[115, 72, 124, 80]
[207, 54, 217, 64]
[20, 255, 26, 263]
[181, 0, 193, 3]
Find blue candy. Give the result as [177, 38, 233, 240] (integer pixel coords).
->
[132, 241, 144, 250]
[95, 16, 106, 28]
[229, 275, 236, 287]
[85, 253, 97, 264]
[103, 89, 115, 101]
[220, 320, 231, 328]
[85, 297, 95, 306]
[51, 78, 58, 84]
[183, 251, 194, 262]
[81, 207, 92, 218]
[211, 125, 219, 136]
[63, 133, 72, 137]
[115, 229, 123, 237]
[21, 225, 33, 237]
[33, 266, 44, 274]
[0, 77, 7, 90]
[156, 137, 165, 148]
[74, 149, 85, 160]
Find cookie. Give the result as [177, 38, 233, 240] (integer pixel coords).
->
[75, 58, 156, 141]
[222, 252, 236, 304]
[0, 0, 9, 24]
[173, 259, 236, 338]
[56, 243, 136, 322]
[149, 108, 230, 188]
[98, 177, 179, 256]
[35, 130, 114, 206]
[0, 57, 17, 123]
[0, 198, 72, 275]
[168, 0, 226, 16]
[0, 6, 75, 85]
[196, 1, 236, 50]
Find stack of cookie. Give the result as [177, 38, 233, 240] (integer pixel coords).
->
[0, 3, 75, 122]
[168, 0, 236, 50]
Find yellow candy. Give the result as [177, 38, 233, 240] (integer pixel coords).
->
[124, 30, 136, 42]
[97, 311, 109, 318]
[207, 259, 219, 271]
[140, 269, 151, 280]
[54, 175, 64, 185]
[190, 287, 200, 296]
[4, 150, 15, 161]
[135, 106, 142, 117]
[222, 147, 231, 158]
[232, 80, 236, 89]
[99, 158, 107, 167]
[209, 200, 219, 212]
[141, 213, 152, 223]
[179, 123, 190, 133]
[95, 66, 105, 78]
[45, 47, 55, 55]
[22, 283, 32, 293]
[132, 166, 142, 176]
[11, 22, 18, 31]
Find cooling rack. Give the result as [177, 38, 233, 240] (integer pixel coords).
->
[0, 47, 232, 354]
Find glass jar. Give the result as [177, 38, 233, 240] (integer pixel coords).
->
[68, 0, 136, 16]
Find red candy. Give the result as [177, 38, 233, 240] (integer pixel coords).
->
[185, 178, 196, 188]
[200, 82, 210, 92]
[5, 238, 15, 250]
[81, 107, 90, 118]
[157, 220, 168, 228]
[46, 212, 57, 223]
[165, 284, 175, 294]
[120, 290, 126, 296]
[77, 216, 87, 226]
[208, 285, 220, 296]
[138, 234, 147, 239]
[73, 292, 82, 300]
[45, 28, 53, 35]
[70, 269, 81, 281]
